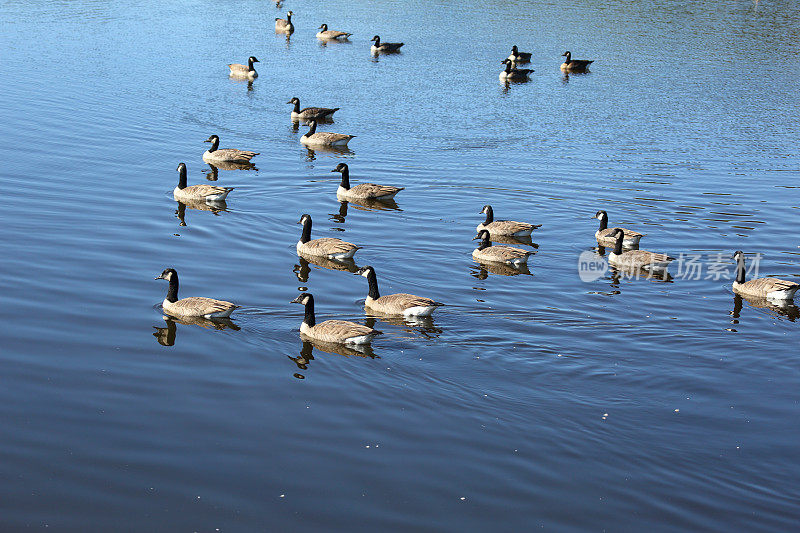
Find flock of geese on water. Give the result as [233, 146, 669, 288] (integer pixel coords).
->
[156, 3, 800, 349]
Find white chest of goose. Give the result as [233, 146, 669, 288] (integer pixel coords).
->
[332, 163, 403, 201]
[291, 293, 382, 345]
[476, 205, 540, 237]
[355, 266, 443, 317]
[173, 163, 233, 203]
[296, 214, 361, 260]
[155, 268, 239, 318]
[473, 230, 533, 266]
[301, 120, 355, 147]
[732, 251, 799, 301]
[228, 56, 259, 79]
[202, 135, 259, 164]
[608, 229, 673, 271]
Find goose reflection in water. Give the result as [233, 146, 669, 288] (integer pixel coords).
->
[486, 234, 537, 248]
[471, 261, 532, 278]
[304, 145, 353, 162]
[330, 200, 401, 226]
[152, 315, 240, 346]
[363, 314, 443, 339]
[175, 200, 227, 226]
[730, 293, 799, 323]
[205, 162, 257, 180]
[608, 265, 673, 283]
[293, 255, 359, 283]
[296, 338, 377, 362]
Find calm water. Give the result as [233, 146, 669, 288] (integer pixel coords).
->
[2, 0, 799, 530]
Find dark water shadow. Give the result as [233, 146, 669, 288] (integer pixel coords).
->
[175, 200, 228, 226]
[293, 255, 359, 283]
[470, 261, 532, 278]
[363, 314, 443, 339]
[729, 293, 799, 324]
[152, 315, 240, 347]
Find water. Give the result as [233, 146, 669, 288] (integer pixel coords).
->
[2, 0, 799, 530]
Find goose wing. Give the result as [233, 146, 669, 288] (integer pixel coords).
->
[311, 320, 381, 343]
[320, 30, 351, 39]
[487, 220, 540, 235]
[375, 293, 443, 310]
[170, 297, 238, 317]
[480, 245, 532, 262]
[617, 250, 674, 267]
[300, 106, 339, 118]
[228, 63, 248, 73]
[179, 184, 233, 199]
[306, 132, 355, 144]
[349, 183, 404, 198]
[598, 227, 644, 239]
[303, 237, 360, 255]
[209, 148, 259, 162]
[739, 277, 799, 296]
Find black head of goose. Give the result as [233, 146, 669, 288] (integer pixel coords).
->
[331, 163, 403, 200]
[731, 251, 799, 300]
[561, 51, 593, 72]
[354, 266, 444, 317]
[291, 293, 382, 345]
[155, 268, 239, 318]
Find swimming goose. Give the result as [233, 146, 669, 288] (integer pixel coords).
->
[203, 135, 259, 164]
[287, 97, 339, 121]
[291, 293, 382, 345]
[275, 11, 294, 33]
[332, 163, 403, 201]
[732, 251, 799, 300]
[173, 163, 233, 203]
[370, 35, 404, 52]
[477, 205, 540, 237]
[301, 120, 355, 147]
[608, 229, 673, 271]
[473, 230, 534, 265]
[317, 24, 352, 40]
[595, 210, 643, 247]
[499, 58, 533, 81]
[297, 214, 361, 260]
[561, 51, 593, 72]
[507, 45, 532, 63]
[228, 56, 259, 79]
[155, 268, 239, 318]
[355, 266, 444, 317]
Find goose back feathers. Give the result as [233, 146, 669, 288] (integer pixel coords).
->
[287, 97, 339, 121]
[301, 120, 354, 147]
[317, 24, 352, 40]
[477, 205, 540, 236]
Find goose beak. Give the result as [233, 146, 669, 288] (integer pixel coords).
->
[154, 275, 163, 280]
[290, 295, 304, 304]
[472, 234, 481, 240]
[203, 139, 212, 143]
[330, 168, 338, 173]
[286, 100, 293, 104]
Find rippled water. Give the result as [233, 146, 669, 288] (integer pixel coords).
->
[2, 0, 799, 530]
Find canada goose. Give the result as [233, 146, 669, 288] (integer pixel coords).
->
[477, 205, 540, 237]
[332, 163, 403, 201]
[354, 266, 444, 317]
[155, 268, 239, 318]
[473, 230, 534, 265]
[301, 120, 355, 147]
[595, 210, 643, 247]
[370, 35, 404, 52]
[228, 56, 259, 79]
[286, 97, 339, 121]
[291, 293, 382, 345]
[508, 45, 532, 63]
[203, 135, 259, 164]
[608, 229, 674, 271]
[317, 24, 352, 40]
[173, 163, 233, 203]
[275, 11, 294, 33]
[561, 51, 593, 72]
[732, 251, 799, 300]
[297, 214, 360, 260]
[499, 58, 533, 81]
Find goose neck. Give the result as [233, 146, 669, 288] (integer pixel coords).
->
[735, 256, 747, 284]
[340, 166, 350, 189]
[177, 166, 187, 189]
[598, 213, 608, 231]
[303, 296, 315, 327]
[165, 274, 179, 303]
[613, 232, 624, 255]
[366, 270, 380, 300]
[208, 137, 219, 152]
[292, 99, 300, 113]
[483, 206, 494, 225]
[477, 234, 491, 250]
[300, 218, 312, 243]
